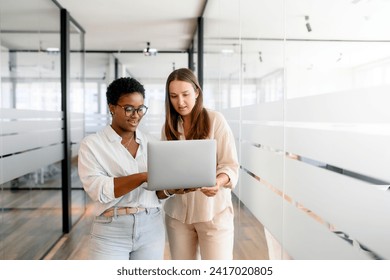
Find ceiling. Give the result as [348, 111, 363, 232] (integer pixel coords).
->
[1, 0, 390, 82]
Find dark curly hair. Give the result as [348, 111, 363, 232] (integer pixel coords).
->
[106, 77, 145, 105]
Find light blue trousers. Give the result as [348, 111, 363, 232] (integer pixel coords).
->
[88, 207, 165, 260]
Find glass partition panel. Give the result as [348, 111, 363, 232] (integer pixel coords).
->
[238, 0, 286, 260]
[284, 0, 390, 259]
[0, 1, 63, 259]
[84, 52, 110, 135]
[203, 0, 390, 260]
[69, 21, 86, 225]
[203, 0, 242, 110]
[203, 0, 281, 260]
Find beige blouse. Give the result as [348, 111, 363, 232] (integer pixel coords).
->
[162, 109, 239, 224]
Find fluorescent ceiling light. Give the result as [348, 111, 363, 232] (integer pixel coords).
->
[221, 49, 234, 54]
[46, 47, 59, 52]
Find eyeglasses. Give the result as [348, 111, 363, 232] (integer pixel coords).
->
[116, 104, 148, 117]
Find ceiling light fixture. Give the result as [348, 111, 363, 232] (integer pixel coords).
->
[305, 15, 312, 32]
[221, 49, 234, 55]
[46, 47, 60, 54]
[143, 42, 157, 56]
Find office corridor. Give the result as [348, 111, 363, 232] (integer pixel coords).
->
[2, 0, 389, 263]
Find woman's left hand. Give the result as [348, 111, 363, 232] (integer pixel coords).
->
[200, 184, 220, 197]
[200, 173, 230, 197]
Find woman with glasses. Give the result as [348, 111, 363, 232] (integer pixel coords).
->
[78, 77, 165, 260]
[160, 68, 239, 260]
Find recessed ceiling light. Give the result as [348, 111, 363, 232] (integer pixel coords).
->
[46, 47, 59, 52]
[221, 49, 234, 54]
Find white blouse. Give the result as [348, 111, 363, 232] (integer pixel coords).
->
[162, 109, 239, 224]
[78, 125, 161, 216]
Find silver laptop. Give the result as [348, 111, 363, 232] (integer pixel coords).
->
[145, 139, 217, 190]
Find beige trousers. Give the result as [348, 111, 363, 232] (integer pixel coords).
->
[165, 207, 234, 260]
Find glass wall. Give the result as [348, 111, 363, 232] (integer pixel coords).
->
[0, 2, 86, 259]
[203, 0, 390, 260]
[282, 0, 390, 260]
[69, 20, 86, 226]
[0, 1, 63, 259]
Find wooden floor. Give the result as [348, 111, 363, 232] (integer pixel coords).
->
[44, 194, 269, 260]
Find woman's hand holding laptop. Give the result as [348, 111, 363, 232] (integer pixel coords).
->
[200, 173, 231, 197]
[200, 185, 219, 197]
